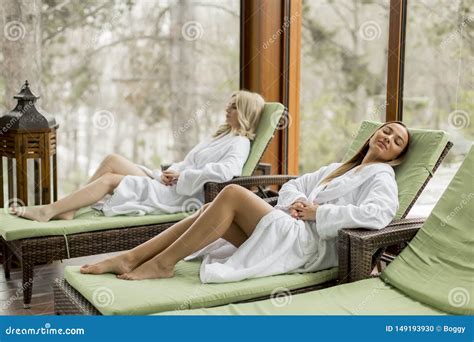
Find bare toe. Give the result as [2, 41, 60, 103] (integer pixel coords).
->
[117, 273, 130, 280]
[80, 265, 93, 274]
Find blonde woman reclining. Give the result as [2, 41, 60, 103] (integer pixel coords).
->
[11, 90, 265, 222]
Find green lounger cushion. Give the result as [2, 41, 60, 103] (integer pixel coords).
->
[165, 146, 472, 316]
[64, 262, 338, 315]
[0, 102, 285, 241]
[0, 207, 189, 241]
[159, 278, 445, 315]
[344, 121, 449, 219]
[381, 146, 474, 315]
[241, 102, 285, 176]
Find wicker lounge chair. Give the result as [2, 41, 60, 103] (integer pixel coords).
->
[158, 147, 474, 316]
[52, 122, 452, 315]
[0, 102, 287, 306]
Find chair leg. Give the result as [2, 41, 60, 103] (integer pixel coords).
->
[22, 259, 34, 308]
[3, 243, 11, 279]
[376, 260, 383, 274]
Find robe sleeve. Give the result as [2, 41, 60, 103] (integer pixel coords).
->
[175, 137, 250, 196]
[166, 161, 187, 173]
[275, 165, 332, 210]
[315, 172, 399, 240]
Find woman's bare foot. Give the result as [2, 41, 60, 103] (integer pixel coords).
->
[117, 258, 174, 280]
[80, 253, 137, 275]
[9, 205, 54, 222]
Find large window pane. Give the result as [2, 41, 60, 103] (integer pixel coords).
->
[1, 0, 240, 199]
[299, 0, 390, 173]
[404, 0, 473, 217]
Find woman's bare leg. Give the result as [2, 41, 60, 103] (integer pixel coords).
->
[10, 173, 124, 222]
[119, 185, 273, 280]
[87, 154, 149, 185]
[80, 203, 248, 275]
[58, 154, 150, 220]
[80, 205, 210, 275]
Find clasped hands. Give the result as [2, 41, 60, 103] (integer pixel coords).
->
[160, 170, 180, 186]
[289, 200, 319, 221]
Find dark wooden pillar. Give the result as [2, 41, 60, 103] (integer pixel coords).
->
[240, 0, 302, 174]
[386, 0, 408, 122]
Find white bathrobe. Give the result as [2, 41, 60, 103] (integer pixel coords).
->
[93, 133, 250, 216]
[186, 162, 399, 283]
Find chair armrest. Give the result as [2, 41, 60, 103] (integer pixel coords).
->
[204, 175, 297, 203]
[162, 162, 271, 174]
[337, 217, 426, 283]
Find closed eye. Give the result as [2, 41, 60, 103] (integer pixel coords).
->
[383, 126, 404, 147]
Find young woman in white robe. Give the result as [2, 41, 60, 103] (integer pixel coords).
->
[80, 121, 410, 281]
[11, 90, 265, 222]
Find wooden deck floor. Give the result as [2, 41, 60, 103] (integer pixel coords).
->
[0, 252, 120, 316]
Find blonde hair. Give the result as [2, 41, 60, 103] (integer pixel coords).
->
[320, 121, 410, 185]
[213, 90, 265, 140]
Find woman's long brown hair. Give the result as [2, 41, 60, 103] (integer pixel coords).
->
[319, 121, 410, 185]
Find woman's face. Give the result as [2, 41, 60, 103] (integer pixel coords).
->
[225, 96, 240, 129]
[369, 123, 409, 162]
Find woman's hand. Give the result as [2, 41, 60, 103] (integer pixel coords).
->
[160, 170, 180, 186]
[289, 200, 307, 219]
[290, 200, 319, 221]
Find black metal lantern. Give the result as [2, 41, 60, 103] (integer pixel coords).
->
[0, 81, 59, 207]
